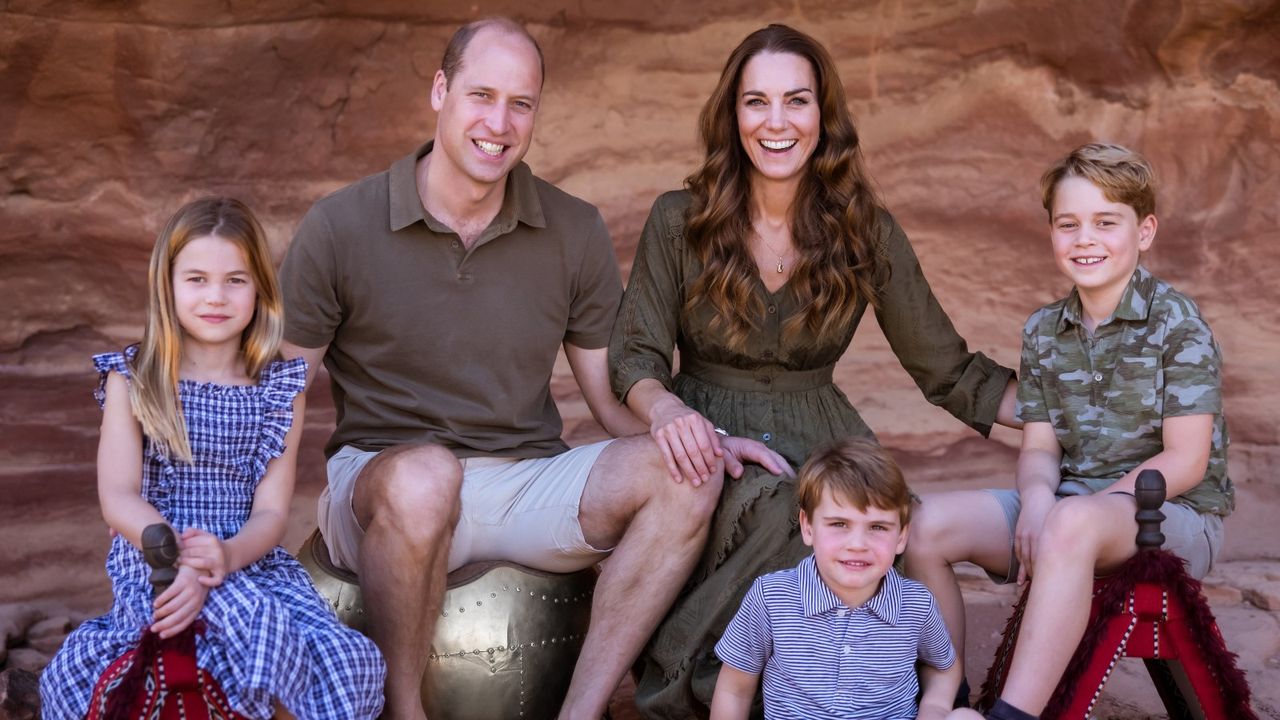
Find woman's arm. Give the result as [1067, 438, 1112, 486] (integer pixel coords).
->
[873, 214, 1016, 435]
[610, 194, 725, 484]
[97, 371, 167, 547]
[179, 392, 306, 585]
[625, 378, 723, 486]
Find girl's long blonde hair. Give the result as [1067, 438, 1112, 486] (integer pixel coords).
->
[130, 197, 283, 462]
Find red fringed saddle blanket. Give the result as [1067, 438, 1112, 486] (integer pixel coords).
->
[977, 550, 1257, 720]
[84, 622, 248, 720]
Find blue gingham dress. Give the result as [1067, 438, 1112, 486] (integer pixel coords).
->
[40, 348, 386, 720]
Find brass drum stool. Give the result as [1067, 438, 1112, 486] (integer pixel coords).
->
[297, 529, 596, 719]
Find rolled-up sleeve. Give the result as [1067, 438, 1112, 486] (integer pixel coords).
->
[608, 194, 685, 401]
[873, 212, 1015, 437]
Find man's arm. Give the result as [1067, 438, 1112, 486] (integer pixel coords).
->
[281, 341, 328, 390]
[564, 343, 649, 438]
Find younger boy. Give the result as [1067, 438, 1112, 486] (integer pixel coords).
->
[905, 143, 1231, 720]
[711, 438, 961, 720]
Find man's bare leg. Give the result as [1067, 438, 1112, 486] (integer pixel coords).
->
[999, 493, 1138, 715]
[557, 435, 724, 720]
[353, 444, 463, 720]
[903, 491, 1016, 691]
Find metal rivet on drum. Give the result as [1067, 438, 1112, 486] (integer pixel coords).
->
[490, 592, 497, 598]
[476, 601, 483, 606]
[459, 607, 465, 613]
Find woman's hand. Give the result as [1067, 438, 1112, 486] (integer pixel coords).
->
[648, 395, 723, 486]
[151, 564, 210, 638]
[720, 437, 794, 479]
[178, 528, 229, 588]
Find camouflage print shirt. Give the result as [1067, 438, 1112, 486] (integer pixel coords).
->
[1015, 265, 1232, 516]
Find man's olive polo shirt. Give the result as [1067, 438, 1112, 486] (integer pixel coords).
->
[281, 142, 623, 460]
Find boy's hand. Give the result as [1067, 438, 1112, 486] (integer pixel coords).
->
[720, 436, 794, 480]
[1014, 489, 1056, 583]
[151, 564, 209, 638]
[179, 528, 229, 587]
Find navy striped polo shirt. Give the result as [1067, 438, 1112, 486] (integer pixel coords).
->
[715, 556, 955, 719]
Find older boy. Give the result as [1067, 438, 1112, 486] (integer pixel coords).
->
[906, 143, 1231, 720]
[711, 438, 960, 720]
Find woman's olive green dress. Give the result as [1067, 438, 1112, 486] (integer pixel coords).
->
[609, 191, 1014, 719]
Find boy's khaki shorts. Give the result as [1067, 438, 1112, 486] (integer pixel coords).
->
[985, 481, 1224, 582]
[318, 440, 615, 575]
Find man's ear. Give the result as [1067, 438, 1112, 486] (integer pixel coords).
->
[430, 70, 448, 112]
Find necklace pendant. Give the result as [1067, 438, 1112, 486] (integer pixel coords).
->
[776, 258, 784, 273]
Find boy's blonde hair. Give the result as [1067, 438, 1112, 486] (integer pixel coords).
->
[1040, 142, 1156, 220]
[130, 197, 283, 462]
[797, 438, 912, 526]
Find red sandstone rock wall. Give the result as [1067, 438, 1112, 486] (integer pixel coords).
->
[4, 0, 1277, 437]
[2, 0, 1278, 584]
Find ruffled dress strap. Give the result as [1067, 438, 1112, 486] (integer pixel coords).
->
[241, 357, 308, 482]
[92, 346, 137, 410]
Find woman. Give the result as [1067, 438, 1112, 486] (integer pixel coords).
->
[609, 24, 1019, 717]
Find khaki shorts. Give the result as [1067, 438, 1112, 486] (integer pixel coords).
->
[985, 481, 1224, 582]
[318, 440, 616, 575]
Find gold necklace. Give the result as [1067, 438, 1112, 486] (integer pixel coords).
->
[755, 233, 792, 274]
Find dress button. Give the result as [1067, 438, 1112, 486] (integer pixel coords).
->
[762, 432, 772, 442]
[1093, 372, 1104, 382]
[767, 305, 777, 315]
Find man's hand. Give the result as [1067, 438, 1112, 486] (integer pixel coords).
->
[151, 564, 210, 638]
[178, 528, 229, 588]
[648, 396, 722, 486]
[720, 436, 794, 480]
[1013, 488, 1056, 583]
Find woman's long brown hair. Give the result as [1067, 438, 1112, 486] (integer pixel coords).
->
[130, 197, 283, 462]
[683, 24, 885, 351]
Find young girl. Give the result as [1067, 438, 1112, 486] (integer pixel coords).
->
[40, 197, 386, 719]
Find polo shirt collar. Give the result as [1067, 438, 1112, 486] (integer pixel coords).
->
[387, 140, 547, 234]
[797, 556, 902, 625]
[1057, 264, 1155, 334]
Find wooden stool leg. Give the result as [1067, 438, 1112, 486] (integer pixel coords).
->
[1145, 659, 1204, 720]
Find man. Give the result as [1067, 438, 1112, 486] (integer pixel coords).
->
[280, 18, 784, 720]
